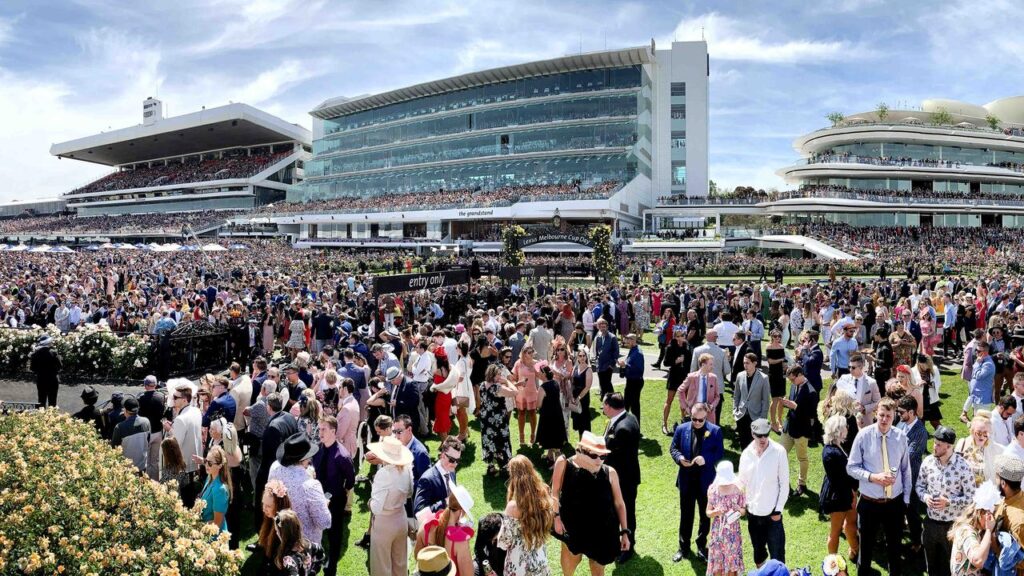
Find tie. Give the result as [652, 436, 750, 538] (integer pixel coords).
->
[881, 433, 892, 498]
[699, 375, 707, 403]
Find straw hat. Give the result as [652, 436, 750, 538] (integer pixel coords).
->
[415, 546, 456, 576]
[578, 431, 611, 455]
[367, 436, 413, 467]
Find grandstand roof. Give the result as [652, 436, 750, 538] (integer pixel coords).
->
[50, 103, 311, 167]
[311, 46, 653, 120]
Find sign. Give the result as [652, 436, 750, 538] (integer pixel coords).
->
[0, 401, 40, 414]
[518, 232, 593, 248]
[550, 265, 592, 277]
[499, 266, 549, 281]
[373, 269, 471, 294]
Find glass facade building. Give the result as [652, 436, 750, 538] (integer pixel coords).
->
[298, 63, 650, 202]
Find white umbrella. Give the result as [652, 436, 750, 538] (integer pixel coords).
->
[8, 244, 29, 252]
[99, 243, 115, 249]
[49, 246, 76, 254]
[113, 243, 136, 250]
[28, 245, 51, 253]
[201, 243, 228, 252]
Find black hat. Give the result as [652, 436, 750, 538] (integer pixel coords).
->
[80, 386, 99, 404]
[123, 397, 140, 413]
[276, 432, 319, 466]
[110, 393, 123, 407]
[933, 426, 956, 445]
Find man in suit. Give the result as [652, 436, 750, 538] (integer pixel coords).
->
[593, 318, 620, 398]
[617, 333, 646, 425]
[733, 352, 771, 450]
[413, 437, 463, 515]
[678, 353, 722, 424]
[255, 391, 299, 527]
[387, 366, 421, 434]
[730, 331, 753, 386]
[780, 366, 817, 495]
[690, 329, 730, 423]
[603, 393, 641, 563]
[670, 403, 724, 563]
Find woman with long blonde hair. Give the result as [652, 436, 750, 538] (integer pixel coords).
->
[499, 455, 554, 575]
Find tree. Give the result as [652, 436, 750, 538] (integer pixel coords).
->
[709, 179, 719, 196]
[501, 225, 526, 267]
[876, 102, 889, 122]
[588, 225, 614, 282]
[986, 114, 1001, 130]
[827, 112, 845, 127]
[930, 107, 953, 126]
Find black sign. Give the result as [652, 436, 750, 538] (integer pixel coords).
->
[499, 266, 549, 280]
[518, 233, 593, 248]
[550, 265, 592, 277]
[373, 269, 471, 294]
[0, 401, 40, 414]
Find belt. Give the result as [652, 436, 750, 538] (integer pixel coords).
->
[924, 517, 953, 525]
[860, 494, 900, 504]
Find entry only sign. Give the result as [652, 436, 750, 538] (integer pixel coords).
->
[373, 269, 471, 294]
[498, 266, 548, 281]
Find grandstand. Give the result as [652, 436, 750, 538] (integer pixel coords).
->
[50, 99, 311, 220]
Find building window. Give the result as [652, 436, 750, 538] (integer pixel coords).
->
[672, 161, 687, 186]
[671, 83, 687, 97]
[671, 105, 686, 120]
[671, 131, 687, 149]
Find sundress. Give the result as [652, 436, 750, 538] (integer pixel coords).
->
[706, 488, 746, 574]
[497, 516, 549, 576]
[479, 382, 512, 469]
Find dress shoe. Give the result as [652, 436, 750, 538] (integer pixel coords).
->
[672, 549, 689, 562]
[616, 549, 635, 564]
[696, 547, 708, 562]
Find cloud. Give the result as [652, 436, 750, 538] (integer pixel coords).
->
[666, 12, 870, 64]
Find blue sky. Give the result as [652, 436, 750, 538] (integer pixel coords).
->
[0, 0, 1020, 203]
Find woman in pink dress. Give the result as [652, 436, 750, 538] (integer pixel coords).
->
[705, 461, 746, 576]
[511, 346, 540, 446]
[919, 312, 936, 357]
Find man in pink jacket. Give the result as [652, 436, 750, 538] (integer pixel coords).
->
[678, 353, 721, 424]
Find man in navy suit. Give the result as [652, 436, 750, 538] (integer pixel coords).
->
[412, 437, 463, 515]
[603, 393, 640, 563]
[593, 317, 620, 398]
[670, 403, 724, 563]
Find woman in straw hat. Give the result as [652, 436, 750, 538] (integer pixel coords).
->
[414, 484, 476, 576]
[705, 460, 746, 576]
[367, 436, 415, 576]
[499, 455, 554, 576]
[550, 431, 629, 575]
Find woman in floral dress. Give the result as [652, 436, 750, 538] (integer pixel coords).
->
[479, 364, 519, 476]
[705, 461, 745, 576]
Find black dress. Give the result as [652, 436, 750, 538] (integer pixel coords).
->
[559, 460, 620, 565]
[819, 444, 855, 514]
[919, 369, 943, 422]
[536, 379, 568, 449]
[766, 347, 786, 398]
[664, 340, 688, 391]
[571, 366, 592, 433]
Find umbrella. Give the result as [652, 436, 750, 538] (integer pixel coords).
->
[201, 243, 228, 252]
[99, 243, 115, 249]
[151, 243, 179, 252]
[49, 246, 76, 254]
[8, 244, 29, 252]
[28, 245, 52, 253]
[84, 244, 101, 251]
[179, 244, 199, 251]
[228, 244, 248, 250]
[134, 243, 151, 250]
[113, 243, 136, 250]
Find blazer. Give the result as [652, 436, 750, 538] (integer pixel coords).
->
[593, 331, 620, 372]
[670, 422, 724, 492]
[605, 411, 641, 488]
[819, 444, 855, 514]
[678, 372, 721, 423]
[783, 382, 817, 439]
[800, 345, 824, 393]
[733, 369, 770, 422]
[258, 411, 299, 489]
[413, 465, 457, 515]
[731, 341, 753, 380]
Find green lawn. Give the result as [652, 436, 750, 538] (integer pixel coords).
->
[238, 344, 973, 575]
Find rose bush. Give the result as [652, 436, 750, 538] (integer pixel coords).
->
[0, 325, 151, 379]
[0, 409, 241, 575]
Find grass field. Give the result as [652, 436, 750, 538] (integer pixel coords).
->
[237, 342, 974, 575]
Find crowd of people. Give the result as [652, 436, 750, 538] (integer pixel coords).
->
[0, 211, 242, 236]
[68, 149, 293, 196]
[12, 235, 1024, 576]
[261, 180, 621, 217]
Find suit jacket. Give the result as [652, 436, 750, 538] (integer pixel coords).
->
[605, 412, 641, 488]
[593, 331, 620, 372]
[731, 341, 753, 380]
[690, 342, 729, 385]
[783, 382, 817, 439]
[670, 422, 724, 492]
[413, 465, 457, 514]
[258, 411, 299, 489]
[800, 345, 824, 392]
[733, 369, 770, 422]
[678, 372, 721, 423]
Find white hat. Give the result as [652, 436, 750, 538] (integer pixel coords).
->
[367, 436, 413, 467]
[450, 483, 475, 524]
[974, 481, 1002, 512]
[712, 460, 740, 486]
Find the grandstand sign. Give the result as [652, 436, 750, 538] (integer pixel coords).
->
[518, 232, 593, 248]
[499, 266, 549, 281]
[374, 269, 471, 294]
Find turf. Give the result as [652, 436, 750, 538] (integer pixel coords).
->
[238, 343, 972, 575]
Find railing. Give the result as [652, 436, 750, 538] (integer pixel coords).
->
[807, 120, 1024, 138]
[658, 190, 1024, 208]
[803, 155, 1024, 174]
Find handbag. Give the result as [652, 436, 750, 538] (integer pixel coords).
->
[569, 397, 583, 414]
[454, 395, 470, 408]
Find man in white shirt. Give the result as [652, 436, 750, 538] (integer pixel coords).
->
[1003, 414, 1024, 461]
[712, 313, 740, 355]
[738, 418, 789, 567]
[834, 357, 881, 427]
[993, 396, 1018, 448]
[1011, 372, 1024, 414]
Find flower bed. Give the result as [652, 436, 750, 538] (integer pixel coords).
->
[0, 325, 151, 380]
[0, 409, 241, 575]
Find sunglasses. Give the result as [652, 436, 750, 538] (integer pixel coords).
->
[579, 449, 607, 460]
[444, 453, 461, 464]
[754, 433, 769, 439]
[691, 417, 705, 424]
